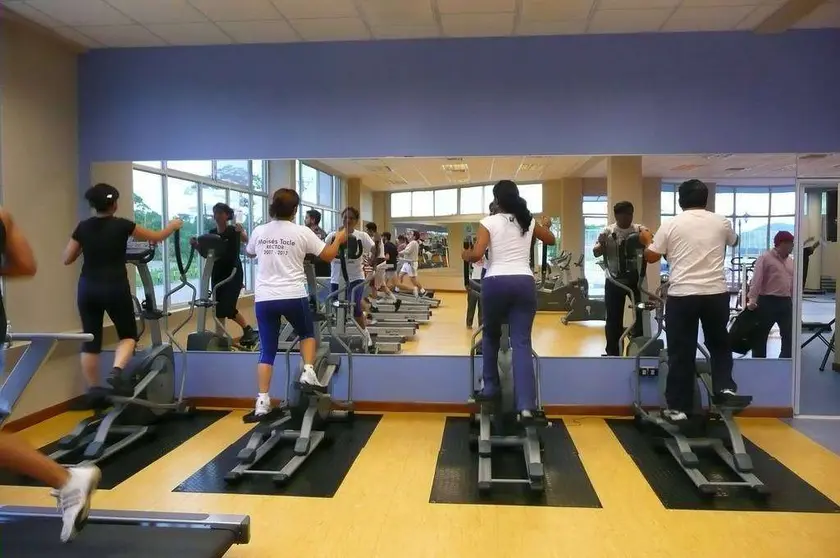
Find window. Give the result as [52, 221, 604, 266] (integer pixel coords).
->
[519, 183, 543, 213]
[411, 191, 434, 217]
[460, 186, 484, 214]
[715, 188, 735, 216]
[215, 160, 250, 187]
[252, 160, 265, 192]
[299, 164, 318, 205]
[582, 195, 608, 296]
[132, 170, 165, 302]
[318, 171, 333, 207]
[134, 161, 162, 169]
[390, 192, 412, 218]
[661, 187, 675, 216]
[167, 160, 212, 177]
[434, 188, 458, 216]
[202, 186, 228, 234]
[166, 177, 200, 304]
[771, 189, 795, 215]
[132, 160, 268, 307]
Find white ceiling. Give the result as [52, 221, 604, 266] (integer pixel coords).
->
[314, 153, 840, 191]
[2, 0, 839, 48]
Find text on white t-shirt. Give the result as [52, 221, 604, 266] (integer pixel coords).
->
[246, 220, 326, 302]
[648, 209, 738, 297]
[480, 213, 536, 278]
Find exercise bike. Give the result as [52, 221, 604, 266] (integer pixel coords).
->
[51, 235, 193, 464]
[536, 250, 578, 312]
[225, 258, 354, 485]
[631, 276, 767, 495]
[466, 279, 547, 493]
[186, 233, 250, 351]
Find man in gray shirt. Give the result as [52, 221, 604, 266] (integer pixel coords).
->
[593, 201, 649, 356]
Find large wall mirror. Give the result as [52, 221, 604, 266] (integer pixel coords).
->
[90, 154, 804, 368]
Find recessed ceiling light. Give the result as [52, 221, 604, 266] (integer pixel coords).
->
[724, 167, 750, 172]
[441, 163, 469, 173]
[704, 154, 733, 160]
[386, 178, 407, 185]
[775, 164, 796, 171]
[518, 164, 545, 172]
[365, 165, 392, 173]
[671, 164, 703, 171]
[800, 154, 828, 160]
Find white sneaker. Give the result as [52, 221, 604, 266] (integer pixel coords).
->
[721, 389, 737, 396]
[56, 465, 101, 543]
[663, 409, 687, 422]
[299, 367, 324, 387]
[255, 394, 271, 417]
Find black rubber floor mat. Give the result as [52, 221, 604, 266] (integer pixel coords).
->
[0, 410, 227, 490]
[607, 418, 840, 512]
[429, 417, 601, 508]
[174, 414, 381, 497]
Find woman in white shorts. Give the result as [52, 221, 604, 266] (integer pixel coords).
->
[396, 230, 427, 299]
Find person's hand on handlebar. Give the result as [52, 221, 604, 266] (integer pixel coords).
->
[168, 218, 184, 231]
[189, 236, 198, 247]
[333, 228, 348, 245]
[597, 232, 608, 246]
[747, 300, 758, 311]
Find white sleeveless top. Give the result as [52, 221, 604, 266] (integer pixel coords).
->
[480, 213, 535, 278]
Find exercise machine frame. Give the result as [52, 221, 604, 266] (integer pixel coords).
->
[186, 233, 238, 351]
[467, 279, 546, 493]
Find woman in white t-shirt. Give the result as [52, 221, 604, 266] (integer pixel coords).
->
[245, 189, 345, 418]
[461, 180, 555, 419]
[397, 230, 427, 299]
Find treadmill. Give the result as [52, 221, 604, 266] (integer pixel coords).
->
[0, 331, 251, 556]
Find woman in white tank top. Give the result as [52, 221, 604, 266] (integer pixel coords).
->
[461, 181, 555, 419]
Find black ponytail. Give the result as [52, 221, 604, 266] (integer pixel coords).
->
[493, 180, 532, 236]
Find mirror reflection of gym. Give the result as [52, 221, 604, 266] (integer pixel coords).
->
[93, 155, 798, 361]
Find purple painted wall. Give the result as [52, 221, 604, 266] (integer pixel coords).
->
[79, 30, 840, 173]
[99, 352, 792, 409]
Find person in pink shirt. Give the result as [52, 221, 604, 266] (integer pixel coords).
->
[747, 231, 794, 358]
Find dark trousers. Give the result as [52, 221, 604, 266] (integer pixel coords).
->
[604, 280, 643, 356]
[466, 289, 483, 327]
[751, 295, 793, 358]
[481, 275, 538, 412]
[665, 293, 736, 413]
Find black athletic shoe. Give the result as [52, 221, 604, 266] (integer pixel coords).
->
[105, 374, 133, 397]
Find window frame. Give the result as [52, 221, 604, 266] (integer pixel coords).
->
[132, 161, 269, 307]
[390, 183, 544, 219]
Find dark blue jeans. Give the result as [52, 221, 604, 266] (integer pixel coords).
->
[481, 275, 538, 411]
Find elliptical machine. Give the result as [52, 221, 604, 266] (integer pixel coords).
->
[51, 235, 193, 464]
[602, 232, 663, 357]
[225, 257, 354, 486]
[467, 279, 547, 493]
[186, 233, 239, 351]
[631, 273, 767, 495]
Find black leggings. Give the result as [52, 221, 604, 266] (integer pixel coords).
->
[213, 266, 243, 320]
[78, 278, 137, 353]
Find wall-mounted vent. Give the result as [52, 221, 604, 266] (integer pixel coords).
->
[724, 167, 749, 172]
[442, 163, 469, 173]
[671, 164, 703, 171]
[518, 164, 545, 172]
[704, 154, 733, 160]
[800, 153, 828, 160]
[445, 157, 464, 162]
[364, 165, 393, 173]
[451, 177, 471, 184]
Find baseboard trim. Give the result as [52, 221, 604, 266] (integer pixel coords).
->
[189, 398, 792, 418]
[3, 396, 85, 433]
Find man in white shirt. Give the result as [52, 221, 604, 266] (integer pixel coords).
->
[326, 207, 376, 352]
[396, 230, 428, 299]
[645, 179, 750, 424]
[593, 201, 650, 356]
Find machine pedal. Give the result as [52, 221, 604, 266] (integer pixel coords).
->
[243, 407, 285, 424]
[223, 472, 243, 484]
[714, 394, 753, 412]
[296, 382, 327, 395]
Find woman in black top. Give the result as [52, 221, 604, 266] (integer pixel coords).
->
[0, 206, 100, 543]
[204, 203, 257, 347]
[64, 183, 182, 395]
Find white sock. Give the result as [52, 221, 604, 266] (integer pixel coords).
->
[258, 392, 269, 400]
[413, 287, 419, 296]
[363, 329, 372, 346]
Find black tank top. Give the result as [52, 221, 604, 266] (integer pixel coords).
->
[0, 216, 7, 341]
